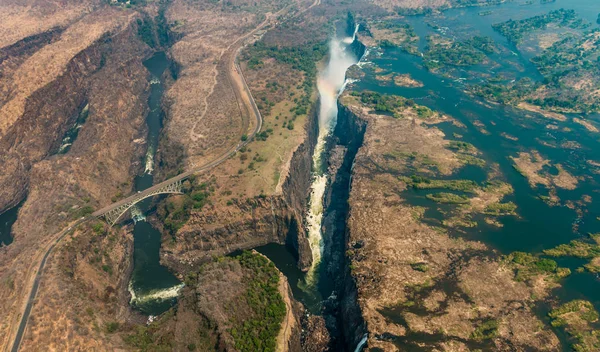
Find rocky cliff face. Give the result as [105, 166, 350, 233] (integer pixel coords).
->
[0, 36, 104, 213]
[0, 18, 154, 349]
[18, 223, 136, 351]
[320, 103, 368, 351]
[160, 104, 320, 273]
[0, 9, 136, 214]
[338, 96, 560, 351]
[281, 102, 320, 271]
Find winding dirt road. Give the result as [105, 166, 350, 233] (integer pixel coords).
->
[7, 14, 267, 352]
[6, 0, 322, 350]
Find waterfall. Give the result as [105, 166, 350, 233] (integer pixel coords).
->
[342, 23, 360, 44]
[130, 205, 146, 223]
[304, 27, 361, 286]
[354, 333, 368, 352]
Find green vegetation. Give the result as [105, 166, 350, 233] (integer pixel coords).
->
[452, 0, 505, 6]
[468, 77, 535, 106]
[396, 7, 433, 16]
[528, 29, 600, 113]
[483, 202, 517, 216]
[255, 128, 274, 141]
[137, 16, 157, 48]
[473, 16, 600, 113]
[124, 253, 285, 351]
[353, 90, 415, 113]
[447, 140, 476, 153]
[471, 319, 499, 341]
[353, 91, 439, 119]
[543, 237, 600, 259]
[492, 9, 589, 44]
[507, 251, 570, 282]
[548, 300, 600, 351]
[457, 154, 486, 167]
[230, 251, 286, 352]
[243, 40, 327, 120]
[373, 22, 419, 54]
[400, 175, 479, 193]
[72, 205, 94, 219]
[105, 322, 120, 333]
[136, 2, 173, 49]
[158, 177, 212, 235]
[549, 300, 599, 325]
[543, 235, 600, 274]
[123, 312, 176, 351]
[91, 222, 104, 234]
[464, 36, 498, 54]
[101, 264, 113, 275]
[424, 36, 496, 70]
[426, 192, 470, 204]
[410, 262, 429, 272]
[415, 105, 434, 119]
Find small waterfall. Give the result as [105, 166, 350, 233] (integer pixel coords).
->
[129, 282, 184, 306]
[130, 205, 146, 223]
[354, 334, 368, 352]
[342, 23, 360, 44]
[144, 145, 154, 174]
[57, 142, 72, 154]
[57, 103, 89, 154]
[304, 28, 361, 286]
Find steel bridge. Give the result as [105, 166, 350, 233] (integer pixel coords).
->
[94, 179, 185, 226]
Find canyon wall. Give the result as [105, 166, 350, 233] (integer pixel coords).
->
[322, 103, 369, 351]
[160, 103, 320, 273]
[0, 18, 155, 349]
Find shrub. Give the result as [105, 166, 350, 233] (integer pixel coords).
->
[105, 322, 120, 333]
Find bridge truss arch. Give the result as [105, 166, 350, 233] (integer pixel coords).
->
[99, 179, 184, 226]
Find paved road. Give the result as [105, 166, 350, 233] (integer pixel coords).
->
[8, 0, 321, 348]
[8, 21, 265, 352]
[92, 21, 265, 221]
[9, 217, 88, 352]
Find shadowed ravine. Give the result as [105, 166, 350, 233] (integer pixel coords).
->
[257, 19, 367, 351]
[128, 52, 182, 315]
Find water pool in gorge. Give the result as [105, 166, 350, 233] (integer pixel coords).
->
[128, 51, 182, 315]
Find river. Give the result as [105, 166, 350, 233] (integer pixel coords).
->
[128, 51, 182, 315]
[355, 0, 600, 328]
[0, 200, 23, 247]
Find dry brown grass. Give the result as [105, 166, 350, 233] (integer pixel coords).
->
[0, 17, 149, 349]
[0, 8, 135, 137]
[0, 0, 94, 49]
[163, 0, 301, 169]
[18, 225, 133, 351]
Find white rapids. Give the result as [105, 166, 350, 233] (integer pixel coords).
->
[304, 24, 361, 286]
[129, 282, 185, 306]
